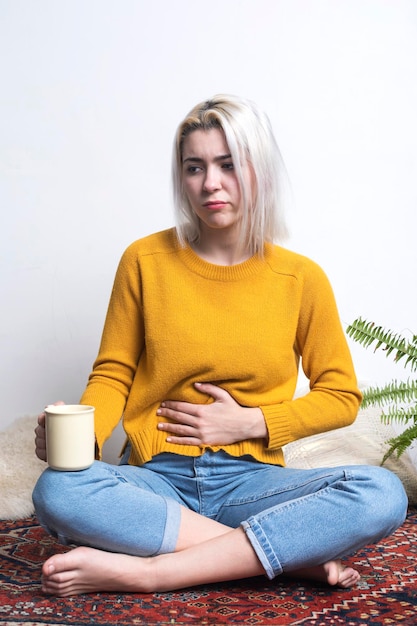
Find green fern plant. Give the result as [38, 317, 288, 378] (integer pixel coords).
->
[346, 317, 417, 464]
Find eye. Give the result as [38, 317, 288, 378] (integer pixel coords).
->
[221, 162, 234, 170]
[184, 165, 202, 175]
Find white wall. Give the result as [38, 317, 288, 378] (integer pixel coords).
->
[1, 1, 416, 458]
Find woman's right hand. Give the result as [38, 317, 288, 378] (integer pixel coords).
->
[35, 401, 65, 461]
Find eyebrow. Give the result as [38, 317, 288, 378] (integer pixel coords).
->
[182, 153, 232, 164]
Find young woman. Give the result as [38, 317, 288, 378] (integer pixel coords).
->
[33, 94, 407, 597]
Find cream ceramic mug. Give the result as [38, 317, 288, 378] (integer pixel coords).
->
[45, 404, 95, 471]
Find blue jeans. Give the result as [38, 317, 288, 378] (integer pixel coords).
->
[32, 450, 407, 579]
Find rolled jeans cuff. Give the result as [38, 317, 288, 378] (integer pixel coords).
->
[241, 518, 283, 580]
[156, 497, 182, 555]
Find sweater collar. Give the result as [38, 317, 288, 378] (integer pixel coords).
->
[177, 242, 274, 281]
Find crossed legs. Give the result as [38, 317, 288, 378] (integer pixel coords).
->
[40, 506, 359, 596]
[33, 457, 407, 597]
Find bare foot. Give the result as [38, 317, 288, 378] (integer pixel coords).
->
[41, 547, 154, 597]
[41, 546, 360, 597]
[290, 560, 360, 588]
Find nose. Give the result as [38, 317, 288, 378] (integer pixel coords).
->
[203, 166, 222, 193]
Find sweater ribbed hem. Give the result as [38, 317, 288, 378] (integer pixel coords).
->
[127, 427, 285, 467]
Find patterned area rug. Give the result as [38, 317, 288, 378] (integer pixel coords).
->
[0, 510, 416, 625]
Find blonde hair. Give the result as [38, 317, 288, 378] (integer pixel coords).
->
[172, 94, 289, 256]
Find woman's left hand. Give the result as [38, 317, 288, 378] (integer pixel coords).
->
[157, 382, 267, 446]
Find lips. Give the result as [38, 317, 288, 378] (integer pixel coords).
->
[203, 201, 227, 210]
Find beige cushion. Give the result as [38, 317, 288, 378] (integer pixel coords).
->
[284, 402, 417, 504]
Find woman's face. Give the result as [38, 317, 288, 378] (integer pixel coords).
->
[181, 128, 250, 237]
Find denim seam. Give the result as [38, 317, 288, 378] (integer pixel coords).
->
[223, 469, 341, 507]
[241, 519, 282, 579]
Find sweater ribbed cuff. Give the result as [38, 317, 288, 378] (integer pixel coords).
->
[261, 404, 292, 450]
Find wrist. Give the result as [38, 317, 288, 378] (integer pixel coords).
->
[245, 407, 268, 439]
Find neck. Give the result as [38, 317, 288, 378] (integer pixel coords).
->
[191, 229, 252, 266]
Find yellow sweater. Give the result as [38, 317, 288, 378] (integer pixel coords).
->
[81, 228, 361, 466]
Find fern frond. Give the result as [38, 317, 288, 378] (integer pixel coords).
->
[382, 423, 417, 464]
[346, 318, 417, 371]
[361, 379, 417, 409]
[380, 404, 417, 425]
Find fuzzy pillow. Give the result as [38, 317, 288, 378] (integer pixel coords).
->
[0, 416, 46, 520]
[284, 403, 417, 504]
